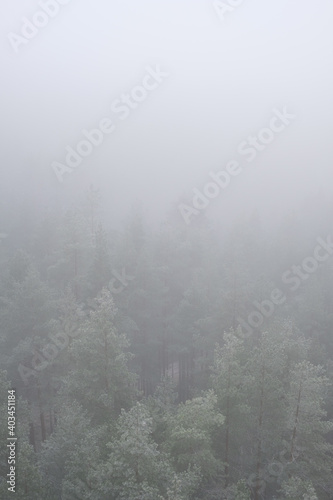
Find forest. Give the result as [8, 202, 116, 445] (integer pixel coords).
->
[0, 188, 332, 499]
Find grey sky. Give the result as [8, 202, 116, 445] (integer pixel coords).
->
[1, 0, 333, 228]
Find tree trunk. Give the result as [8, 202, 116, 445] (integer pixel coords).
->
[290, 378, 302, 462]
[225, 361, 231, 487]
[254, 360, 265, 500]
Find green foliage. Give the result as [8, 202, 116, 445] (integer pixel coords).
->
[1, 195, 333, 499]
[278, 476, 319, 500]
[61, 288, 137, 423]
[165, 391, 224, 479]
[283, 361, 333, 489]
[40, 399, 93, 498]
[0, 371, 48, 499]
[97, 401, 200, 500]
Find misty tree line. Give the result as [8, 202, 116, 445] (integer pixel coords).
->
[0, 188, 333, 499]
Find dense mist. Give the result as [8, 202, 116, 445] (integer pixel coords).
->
[1, 1, 333, 499]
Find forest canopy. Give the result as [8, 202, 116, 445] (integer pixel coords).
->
[0, 190, 333, 499]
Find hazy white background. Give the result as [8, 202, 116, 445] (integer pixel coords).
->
[1, 0, 333, 229]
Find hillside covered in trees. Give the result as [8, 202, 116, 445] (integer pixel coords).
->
[0, 189, 333, 499]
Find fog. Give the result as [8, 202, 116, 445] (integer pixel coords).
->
[1, 0, 333, 230]
[2, 3, 333, 498]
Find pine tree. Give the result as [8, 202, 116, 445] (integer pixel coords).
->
[283, 361, 333, 494]
[212, 329, 248, 487]
[60, 288, 137, 424]
[164, 390, 224, 481]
